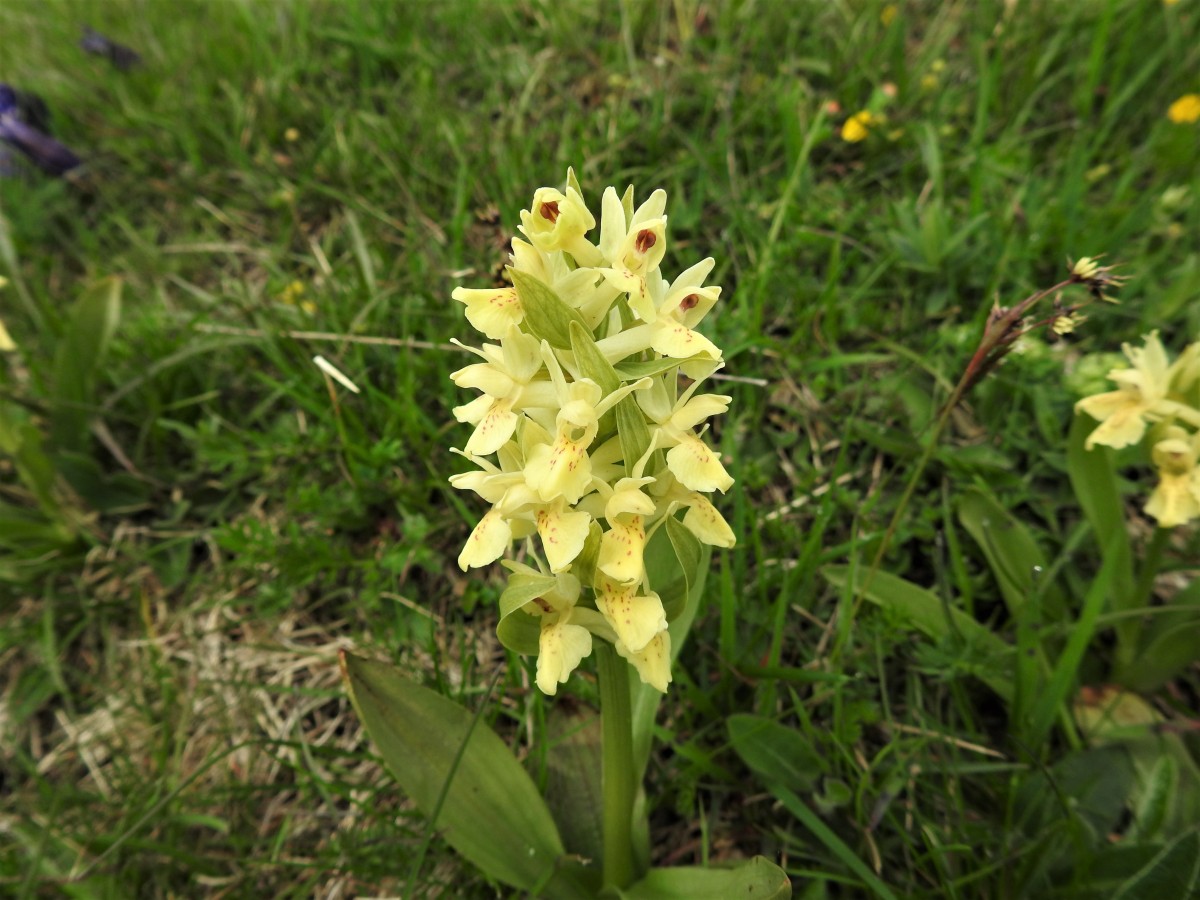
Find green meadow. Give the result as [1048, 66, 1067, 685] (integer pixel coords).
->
[2, 0, 1199, 896]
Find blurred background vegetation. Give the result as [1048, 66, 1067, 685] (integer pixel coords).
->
[1, 0, 1198, 896]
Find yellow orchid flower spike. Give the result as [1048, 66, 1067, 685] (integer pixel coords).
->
[449, 171, 736, 695]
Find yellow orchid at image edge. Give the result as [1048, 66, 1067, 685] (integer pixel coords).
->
[1074, 331, 1187, 450]
[1145, 427, 1200, 528]
[449, 171, 736, 695]
[1075, 332, 1200, 529]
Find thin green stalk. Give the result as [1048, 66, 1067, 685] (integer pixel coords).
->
[831, 279, 1074, 664]
[596, 642, 636, 890]
[1121, 526, 1171, 670]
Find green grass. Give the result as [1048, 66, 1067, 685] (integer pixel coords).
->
[2, 0, 1199, 896]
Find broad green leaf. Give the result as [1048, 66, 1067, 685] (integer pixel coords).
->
[822, 565, 1013, 701]
[570, 320, 619, 394]
[613, 856, 791, 900]
[1089, 844, 1174, 891]
[957, 487, 1066, 620]
[1068, 414, 1134, 606]
[1112, 829, 1200, 899]
[1073, 688, 1200, 836]
[510, 268, 588, 350]
[1121, 578, 1200, 692]
[727, 714, 825, 792]
[4, 418, 61, 517]
[545, 706, 604, 863]
[50, 277, 122, 456]
[1122, 615, 1200, 693]
[1014, 746, 1134, 844]
[340, 652, 582, 896]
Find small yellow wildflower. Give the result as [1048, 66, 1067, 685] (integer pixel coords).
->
[1167, 94, 1200, 124]
[880, 4, 898, 26]
[1052, 312, 1086, 336]
[284, 127, 300, 142]
[1069, 256, 1127, 303]
[841, 111, 877, 143]
[277, 279, 315, 314]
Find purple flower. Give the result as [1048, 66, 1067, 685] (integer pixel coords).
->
[0, 83, 82, 177]
[80, 26, 141, 71]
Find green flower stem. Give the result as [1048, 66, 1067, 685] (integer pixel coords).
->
[596, 641, 636, 890]
[832, 278, 1074, 664]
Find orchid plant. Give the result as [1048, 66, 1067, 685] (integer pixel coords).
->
[341, 172, 790, 899]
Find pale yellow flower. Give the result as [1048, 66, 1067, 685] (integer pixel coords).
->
[1075, 332, 1174, 449]
[523, 345, 651, 505]
[451, 443, 534, 570]
[495, 480, 594, 573]
[1172, 341, 1200, 393]
[597, 186, 668, 273]
[451, 327, 549, 456]
[1167, 94, 1200, 125]
[519, 184, 602, 265]
[653, 473, 737, 548]
[616, 631, 672, 693]
[595, 478, 656, 583]
[638, 379, 734, 492]
[1145, 428, 1200, 527]
[451, 286, 523, 341]
[519, 571, 593, 695]
[596, 574, 667, 655]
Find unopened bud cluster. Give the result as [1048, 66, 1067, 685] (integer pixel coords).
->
[450, 172, 735, 694]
